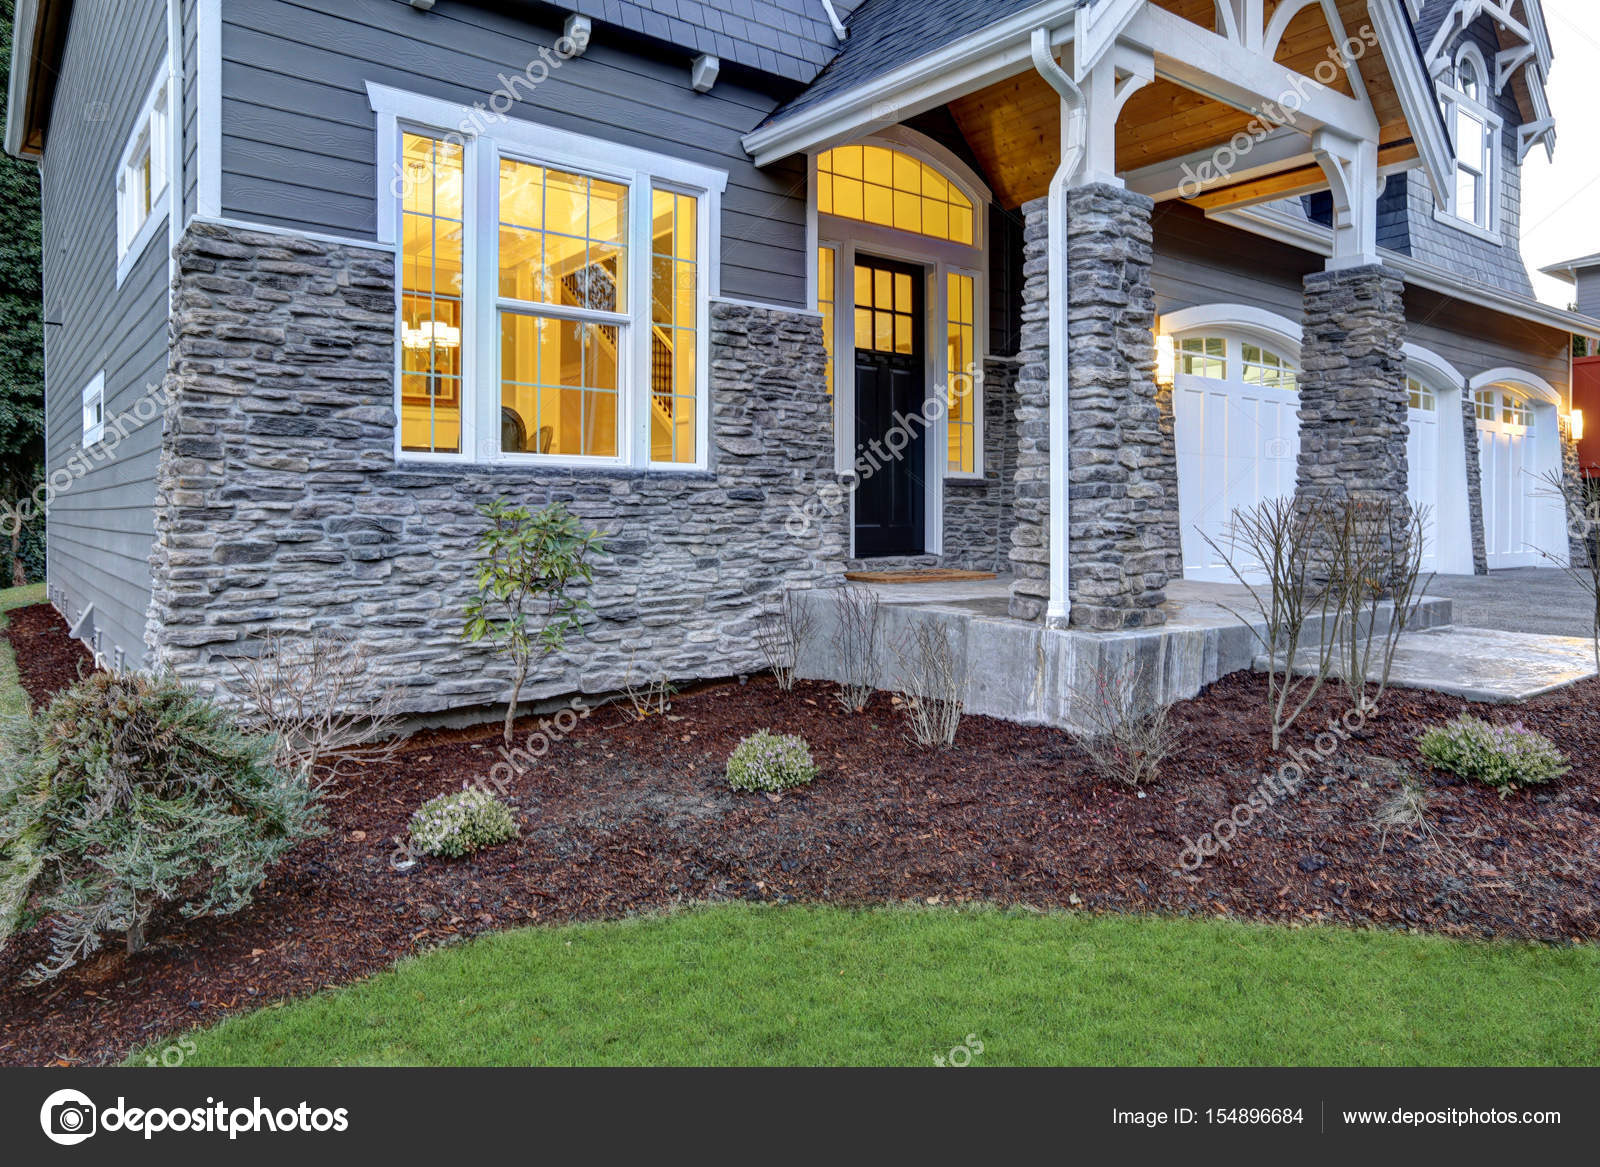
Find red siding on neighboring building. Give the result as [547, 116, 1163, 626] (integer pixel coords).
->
[1577, 356, 1600, 477]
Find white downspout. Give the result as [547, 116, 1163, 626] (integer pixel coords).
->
[819, 0, 848, 41]
[1031, 26, 1086, 627]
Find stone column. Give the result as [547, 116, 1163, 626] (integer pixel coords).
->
[1293, 264, 1410, 563]
[1459, 386, 1490, 575]
[1007, 184, 1176, 629]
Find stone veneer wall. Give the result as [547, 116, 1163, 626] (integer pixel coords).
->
[941, 355, 1019, 572]
[1294, 265, 1410, 570]
[1008, 186, 1177, 629]
[1563, 425, 1590, 568]
[145, 222, 846, 713]
[1459, 388, 1491, 575]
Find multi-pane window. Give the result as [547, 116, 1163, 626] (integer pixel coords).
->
[1502, 393, 1534, 428]
[116, 73, 170, 267]
[946, 272, 977, 475]
[385, 102, 719, 468]
[1474, 388, 1497, 421]
[400, 134, 465, 454]
[818, 145, 974, 245]
[650, 188, 699, 464]
[1407, 377, 1437, 411]
[817, 247, 836, 397]
[1178, 337, 1226, 379]
[1454, 105, 1493, 229]
[854, 264, 916, 355]
[498, 159, 627, 461]
[1241, 344, 1296, 391]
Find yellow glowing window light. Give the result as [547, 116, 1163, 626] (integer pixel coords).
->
[817, 145, 974, 245]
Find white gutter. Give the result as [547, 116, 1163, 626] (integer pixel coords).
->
[1031, 25, 1086, 629]
[4, 0, 40, 157]
[818, 0, 847, 41]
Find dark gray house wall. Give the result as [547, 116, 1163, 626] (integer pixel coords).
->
[1574, 270, 1600, 321]
[39, 0, 171, 671]
[216, 0, 812, 307]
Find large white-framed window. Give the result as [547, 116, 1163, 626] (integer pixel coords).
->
[1437, 44, 1501, 241]
[81, 372, 105, 447]
[811, 132, 991, 483]
[369, 84, 726, 470]
[115, 65, 172, 285]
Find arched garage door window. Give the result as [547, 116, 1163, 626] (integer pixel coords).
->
[1172, 332, 1302, 581]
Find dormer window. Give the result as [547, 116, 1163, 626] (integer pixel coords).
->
[1438, 44, 1501, 240]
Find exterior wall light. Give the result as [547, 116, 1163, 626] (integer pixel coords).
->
[1155, 333, 1176, 387]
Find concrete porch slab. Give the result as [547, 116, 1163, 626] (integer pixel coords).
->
[791, 576, 1453, 733]
[1264, 626, 1599, 703]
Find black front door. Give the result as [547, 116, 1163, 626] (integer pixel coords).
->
[853, 255, 926, 558]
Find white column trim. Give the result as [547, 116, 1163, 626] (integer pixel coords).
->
[195, 0, 221, 218]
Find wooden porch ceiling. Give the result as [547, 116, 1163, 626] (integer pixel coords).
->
[946, 0, 1422, 212]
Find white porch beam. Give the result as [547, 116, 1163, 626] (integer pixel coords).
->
[1123, 126, 1315, 201]
[1125, 2, 1380, 139]
[1311, 128, 1380, 269]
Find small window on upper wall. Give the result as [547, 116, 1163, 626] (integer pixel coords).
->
[116, 70, 171, 274]
[81, 373, 105, 446]
[1443, 45, 1498, 234]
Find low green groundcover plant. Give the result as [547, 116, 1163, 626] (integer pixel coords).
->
[1418, 714, 1569, 796]
[726, 730, 817, 793]
[409, 788, 519, 859]
[0, 671, 323, 982]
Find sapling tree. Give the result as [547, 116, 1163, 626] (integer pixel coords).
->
[463, 498, 605, 748]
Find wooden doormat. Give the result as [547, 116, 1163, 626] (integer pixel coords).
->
[842, 569, 998, 584]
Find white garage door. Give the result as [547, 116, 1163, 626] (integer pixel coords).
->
[1406, 378, 1440, 573]
[1174, 335, 1301, 582]
[1474, 388, 1548, 569]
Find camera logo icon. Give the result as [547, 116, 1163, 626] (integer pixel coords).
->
[40, 1089, 97, 1146]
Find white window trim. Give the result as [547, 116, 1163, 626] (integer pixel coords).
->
[115, 65, 173, 287]
[1435, 44, 1503, 244]
[81, 372, 105, 447]
[367, 83, 727, 472]
[807, 131, 992, 499]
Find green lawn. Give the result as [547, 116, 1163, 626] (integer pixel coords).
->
[150, 904, 1600, 1067]
[0, 582, 46, 716]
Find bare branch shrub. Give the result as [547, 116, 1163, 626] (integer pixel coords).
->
[618, 652, 676, 722]
[830, 586, 881, 713]
[1068, 656, 1180, 787]
[231, 629, 403, 783]
[1327, 497, 1433, 712]
[892, 620, 965, 748]
[1534, 468, 1600, 671]
[755, 589, 817, 692]
[1200, 497, 1343, 750]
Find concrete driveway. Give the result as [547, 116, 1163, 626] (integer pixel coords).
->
[1426, 568, 1596, 639]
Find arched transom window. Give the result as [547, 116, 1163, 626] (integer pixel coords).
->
[817, 145, 975, 245]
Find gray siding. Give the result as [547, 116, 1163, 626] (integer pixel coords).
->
[1574, 272, 1600, 321]
[217, 0, 810, 306]
[40, 0, 171, 670]
[1151, 203, 1319, 321]
[1404, 284, 1570, 396]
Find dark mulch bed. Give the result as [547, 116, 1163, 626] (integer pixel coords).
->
[5, 603, 94, 707]
[0, 605, 1597, 1065]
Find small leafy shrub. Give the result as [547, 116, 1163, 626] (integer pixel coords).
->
[0, 672, 323, 982]
[408, 788, 519, 858]
[1418, 715, 1569, 796]
[725, 730, 818, 793]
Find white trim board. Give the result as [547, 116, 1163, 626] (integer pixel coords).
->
[195, 0, 221, 218]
